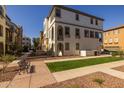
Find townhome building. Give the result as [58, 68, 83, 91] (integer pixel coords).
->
[0, 6, 6, 55]
[0, 5, 23, 55]
[103, 25, 124, 51]
[42, 5, 104, 56]
[22, 37, 31, 50]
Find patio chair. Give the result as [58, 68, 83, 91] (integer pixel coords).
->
[18, 59, 30, 75]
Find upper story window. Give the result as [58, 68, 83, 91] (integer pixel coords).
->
[0, 25, 3, 36]
[114, 38, 119, 43]
[90, 18, 93, 24]
[0, 6, 4, 17]
[109, 38, 113, 43]
[114, 30, 119, 34]
[65, 26, 70, 38]
[55, 8, 61, 17]
[90, 31, 94, 38]
[65, 42, 70, 50]
[75, 14, 79, 21]
[104, 39, 107, 44]
[57, 25, 63, 41]
[52, 27, 54, 40]
[75, 28, 80, 39]
[95, 20, 98, 25]
[84, 29, 89, 38]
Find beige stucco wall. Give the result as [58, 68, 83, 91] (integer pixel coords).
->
[0, 6, 6, 55]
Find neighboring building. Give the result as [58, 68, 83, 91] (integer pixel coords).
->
[0, 6, 6, 55]
[6, 16, 23, 53]
[43, 5, 104, 56]
[0, 5, 23, 55]
[103, 25, 124, 51]
[22, 37, 31, 50]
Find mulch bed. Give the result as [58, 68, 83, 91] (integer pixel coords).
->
[0, 66, 19, 82]
[43, 72, 124, 88]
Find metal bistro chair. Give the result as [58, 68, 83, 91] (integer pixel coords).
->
[18, 57, 30, 75]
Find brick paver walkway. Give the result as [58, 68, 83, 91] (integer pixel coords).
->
[0, 60, 56, 88]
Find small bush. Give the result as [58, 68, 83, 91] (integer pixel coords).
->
[1, 55, 16, 63]
[1, 55, 16, 73]
[93, 78, 105, 86]
[47, 50, 54, 56]
[111, 51, 118, 57]
[111, 51, 124, 57]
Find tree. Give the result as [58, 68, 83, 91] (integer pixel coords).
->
[23, 46, 29, 52]
[32, 38, 40, 50]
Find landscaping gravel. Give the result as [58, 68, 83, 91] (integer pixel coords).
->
[0, 66, 19, 82]
[113, 65, 124, 72]
[43, 72, 124, 88]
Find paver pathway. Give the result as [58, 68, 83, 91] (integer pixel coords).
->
[53, 60, 124, 82]
[0, 60, 56, 88]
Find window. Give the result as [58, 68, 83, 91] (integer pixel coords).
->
[95, 32, 99, 38]
[0, 25, 3, 36]
[0, 42, 3, 54]
[104, 39, 107, 44]
[90, 31, 94, 38]
[90, 18, 93, 24]
[0, 6, 4, 17]
[55, 8, 61, 17]
[65, 26, 70, 37]
[109, 38, 113, 43]
[75, 28, 80, 39]
[75, 14, 79, 21]
[52, 27, 54, 40]
[114, 38, 119, 43]
[114, 30, 119, 34]
[51, 43, 54, 51]
[84, 30, 89, 38]
[95, 20, 98, 25]
[57, 25, 63, 41]
[76, 43, 79, 50]
[65, 43, 70, 50]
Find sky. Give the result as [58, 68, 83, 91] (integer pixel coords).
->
[6, 5, 124, 39]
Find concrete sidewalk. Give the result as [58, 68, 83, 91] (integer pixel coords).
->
[44, 55, 111, 63]
[53, 60, 124, 82]
[0, 60, 56, 88]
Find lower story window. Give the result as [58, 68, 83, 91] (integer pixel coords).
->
[65, 43, 69, 50]
[0, 25, 3, 36]
[76, 43, 79, 50]
[0, 42, 3, 54]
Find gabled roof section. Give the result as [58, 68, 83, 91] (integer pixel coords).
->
[48, 5, 104, 21]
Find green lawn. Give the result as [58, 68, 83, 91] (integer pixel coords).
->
[47, 57, 124, 72]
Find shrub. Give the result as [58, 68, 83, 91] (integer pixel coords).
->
[47, 50, 54, 56]
[93, 78, 105, 87]
[111, 51, 118, 57]
[111, 51, 124, 57]
[1, 55, 16, 73]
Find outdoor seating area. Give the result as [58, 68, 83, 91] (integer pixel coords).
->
[0, 53, 35, 84]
